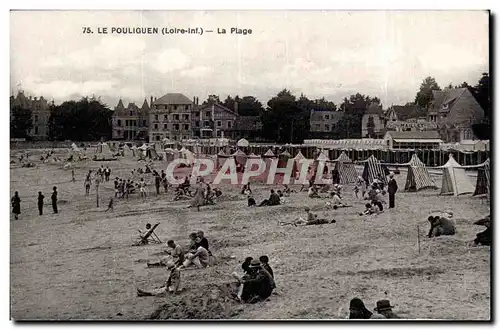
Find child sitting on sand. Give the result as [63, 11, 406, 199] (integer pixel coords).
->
[358, 203, 381, 216]
[293, 207, 336, 226]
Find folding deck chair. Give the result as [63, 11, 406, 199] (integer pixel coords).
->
[135, 222, 162, 245]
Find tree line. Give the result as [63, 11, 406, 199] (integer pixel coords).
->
[10, 72, 490, 142]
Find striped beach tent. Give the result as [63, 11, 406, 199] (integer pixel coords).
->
[473, 158, 490, 196]
[232, 149, 248, 167]
[361, 155, 388, 184]
[403, 154, 437, 191]
[331, 151, 358, 184]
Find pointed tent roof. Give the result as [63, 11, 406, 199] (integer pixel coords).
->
[316, 152, 329, 161]
[440, 154, 463, 168]
[279, 150, 292, 158]
[232, 149, 247, 157]
[237, 138, 250, 147]
[294, 151, 305, 160]
[333, 151, 352, 163]
[440, 154, 474, 196]
[248, 153, 260, 158]
[217, 150, 227, 156]
[403, 154, 437, 191]
[361, 155, 388, 184]
[263, 149, 276, 157]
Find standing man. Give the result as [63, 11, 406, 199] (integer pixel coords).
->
[11, 191, 21, 220]
[155, 173, 161, 195]
[37, 191, 45, 215]
[51, 186, 58, 214]
[71, 169, 75, 182]
[387, 173, 398, 209]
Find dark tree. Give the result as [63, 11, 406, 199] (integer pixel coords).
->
[334, 93, 380, 138]
[10, 105, 33, 139]
[367, 116, 375, 138]
[48, 97, 112, 141]
[415, 76, 441, 109]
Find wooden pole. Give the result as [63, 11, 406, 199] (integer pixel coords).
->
[417, 225, 421, 254]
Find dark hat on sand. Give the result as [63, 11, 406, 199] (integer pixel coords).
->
[249, 260, 261, 268]
[374, 299, 394, 311]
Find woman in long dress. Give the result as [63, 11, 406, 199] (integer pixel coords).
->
[11, 191, 21, 220]
[190, 181, 206, 211]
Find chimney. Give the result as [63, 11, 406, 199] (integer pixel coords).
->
[29, 96, 32, 100]
[234, 101, 238, 115]
[196, 97, 199, 105]
[150, 96, 153, 106]
[193, 96, 196, 104]
[34, 97, 38, 101]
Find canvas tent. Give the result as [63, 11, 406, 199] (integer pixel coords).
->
[314, 151, 332, 177]
[95, 142, 112, 155]
[473, 158, 491, 196]
[216, 150, 231, 169]
[180, 147, 195, 165]
[263, 149, 276, 158]
[361, 155, 388, 184]
[232, 149, 248, 167]
[164, 148, 179, 162]
[71, 143, 80, 152]
[330, 151, 358, 184]
[237, 138, 250, 147]
[402, 154, 437, 191]
[123, 144, 133, 157]
[439, 154, 474, 196]
[292, 151, 308, 181]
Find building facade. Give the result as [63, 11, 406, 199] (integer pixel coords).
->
[149, 93, 194, 142]
[429, 88, 484, 142]
[193, 101, 237, 139]
[384, 131, 443, 149]
[361, 102, 386, 138]
[10, 91, 51, 140]
[309, 109, 343, 138]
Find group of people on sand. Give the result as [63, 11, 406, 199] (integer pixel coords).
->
[348, 297, 400, 319]
[138, 230, 214, 296]
[231, 256, 275, 303]
[11, 186, 59, 220]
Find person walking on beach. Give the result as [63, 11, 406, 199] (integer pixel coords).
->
[37, 191, 45, 215]
[387, 173, 398, 209]
[51, 186, 58, 214]
[11, 191, 21, 220]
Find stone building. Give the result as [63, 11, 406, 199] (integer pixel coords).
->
[148, 93, 194, 142]
[309, 109, 343, 138]
[361, 102, 386, 138]
[193, 98, 237, 139]
[10, 91, 50, 140]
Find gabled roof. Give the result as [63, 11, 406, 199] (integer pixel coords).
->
[365, 102, 384, 115]
[154, 93, 192, 105]
[127, 102, 140, 112]
[196, 102, 237, 116]
[386, 130, 441, 140]
[140, 99, 150, 113]
[387, 105, 422, 121]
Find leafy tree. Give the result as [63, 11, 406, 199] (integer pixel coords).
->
[223, 95, 263, 116]
[10, 105, 33, 139]
[473, 72, 490, 120]
[335, 93, 380, 138]
[48, 97, 112, 141]
[202, 95, 220, 105]
[415, 76, 441, 109]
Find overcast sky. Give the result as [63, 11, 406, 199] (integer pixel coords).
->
[10, 10, 489, 109]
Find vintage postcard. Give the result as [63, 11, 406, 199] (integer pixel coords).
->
[10, 10, 490, 321]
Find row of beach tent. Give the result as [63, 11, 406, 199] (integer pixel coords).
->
[216, 148, 490, 197]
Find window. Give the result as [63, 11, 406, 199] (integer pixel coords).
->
[325, 115, 329, 120]
[164, 124, 168, 129]
[217, 120, 222, 127]
[34, 126, 38, 134]
[183, 124, 189, 130]
[173, 114, 180, 121]
[164, 115, 168, 121]
[185, 105, 189, 110]
[156, 135, 160, 141]
[204, 121, 209, 127]
[143, 120, 146, 126]
[182, 135, 187, 140]
[173, 135, 177, 141]
[174, 124, 180, 131]
[195, 121, 200, 127]
[154, 124, 158, 129]
[174, 105, 178, 110]
[117, 119, 121, 126]
[130, 111, 133, 116]
[34, 115, 39, 122]
[315, 124, 320, 130]
[205, 111, 211, 117]
[195, 112, 200, 117]
[325, 124, 330, 131]
[227, 121, 232, 128]
[183, 114, 189, 120]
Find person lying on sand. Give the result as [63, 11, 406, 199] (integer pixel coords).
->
[137, 261, 181, 296]
[308, 185, 322, 198]
[427, 215, 456, 238]
[358, 203, 381, 216]
[295, 207, 336, 226]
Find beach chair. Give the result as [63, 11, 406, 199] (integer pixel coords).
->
[135, 222, 162, 245]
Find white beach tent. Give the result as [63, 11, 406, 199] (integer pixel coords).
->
[439, 154, 475, 196]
